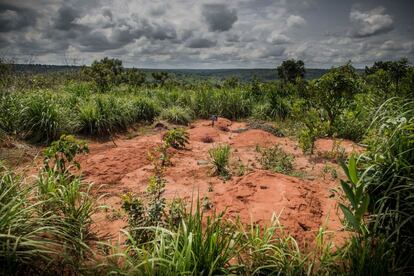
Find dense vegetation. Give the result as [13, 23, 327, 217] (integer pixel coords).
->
[0, 57, 413, 274]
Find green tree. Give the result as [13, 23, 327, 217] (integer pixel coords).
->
[123, 68, 146, 87]
[152, 71, 169, 87]
[365, 58, 409, 95]
[84, 57, 123, 92]
[310, 62, 360, 131]
[277, 59, 305, 84]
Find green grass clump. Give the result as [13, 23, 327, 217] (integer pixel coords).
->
[208, 144, 231, 178]
[20, 93, 64, 143]
[0, 165, 56, 274]
[258, 145, 294, 174]
[160, 105, 193, 125]
[131, 97, 159, 122]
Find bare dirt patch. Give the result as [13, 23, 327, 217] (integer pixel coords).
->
[76, 118, 358, 246]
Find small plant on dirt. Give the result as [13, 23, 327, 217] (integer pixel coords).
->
[322, 164, 338, 180]
[162, 128, 189, 149]
[258, 145, 294, 174]
[43, 134, 89, 174]
[208, 144, 231, 179]
[298, 128, 316, 155]
[202, 196, 213, 211]
[234, 158, 247, 176]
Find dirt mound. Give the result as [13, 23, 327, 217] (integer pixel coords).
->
[230, 129, 280, 147]
[75, 119, 347, 246]
[188, 126, 223, 143]
[315, 138, 364, 155]
[212, 170, 322, 243]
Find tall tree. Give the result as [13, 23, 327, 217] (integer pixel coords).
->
[277, 59, 306, 84]
[365, 58, 409, 95]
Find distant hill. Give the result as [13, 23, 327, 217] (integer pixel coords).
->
[10, 64, 361, 82]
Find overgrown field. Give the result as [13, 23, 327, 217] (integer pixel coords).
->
[0, 58, 413, 274]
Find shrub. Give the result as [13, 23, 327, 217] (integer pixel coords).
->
[20, 93, 63, 143]
[309, 63, 360, 131]
[162, 128, 189, 149]
[252, 102, 272, 120]
[131, 97, 159, 122]
[160, 106, 193, 125]
[43, 135, 89, 174]
[78, 95, 130, 135]
[216, 89, 252, 120]
[208, 144, 231, 178]
[258, 145, 294, 174]
[83, 57, 123, 92]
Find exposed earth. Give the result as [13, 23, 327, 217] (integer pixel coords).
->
[74, 118, 363, 247]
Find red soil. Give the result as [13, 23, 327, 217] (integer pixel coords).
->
[78, 118, 359, 247]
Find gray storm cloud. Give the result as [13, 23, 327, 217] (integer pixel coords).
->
[0, 0, 412, 68]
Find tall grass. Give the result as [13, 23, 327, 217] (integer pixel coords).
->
[0, 165, 57, 274]
[361, 98, 414, 269]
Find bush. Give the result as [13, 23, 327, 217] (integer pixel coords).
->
[130, 97, 159, 122]
[78, 95, 130, 135]
[160, 106, 193, 125]
[258, 145, 294, 174]
[208, 144, 231, 178]
[162, 128, 189, 149]
[20, 93, 65, 143]
[83, 57, 123, 92]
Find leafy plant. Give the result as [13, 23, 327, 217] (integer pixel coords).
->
[258, 145, 294, 174]
[43, 135, 89, 174]
[339, 155, 370, 234]
[208, 144, 231, 178]
[83, 57, 123, 92]
[162, 128, 189, 149]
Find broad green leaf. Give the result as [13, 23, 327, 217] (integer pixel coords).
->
[339, 204, 360, 231]
[340, 180, 357, 210]
[348, 155, 358, 184]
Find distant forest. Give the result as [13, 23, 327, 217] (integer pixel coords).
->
[9, 64, 363, 82]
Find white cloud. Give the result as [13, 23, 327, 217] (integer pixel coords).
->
[267, 32, 290, 44]
[349, 6, 393, 37]
[286, 15, 305, 28]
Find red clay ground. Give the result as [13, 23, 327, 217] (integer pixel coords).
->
[76, 118, 363, 246]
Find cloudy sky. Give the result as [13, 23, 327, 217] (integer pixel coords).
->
[0, 0, 413, 68]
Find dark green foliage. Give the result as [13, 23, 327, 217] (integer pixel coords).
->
[152, 71, 170, 86]
[310, 62, 360, 130]
[123, 68, 146, 86]
[84, 57, 123, 92]
[162, 128, 189, 149]
[277, 59, 306, 84]
[365, 58, 409, 95]
[223, 76, 240, 88]
[43, 135, 89, 174]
